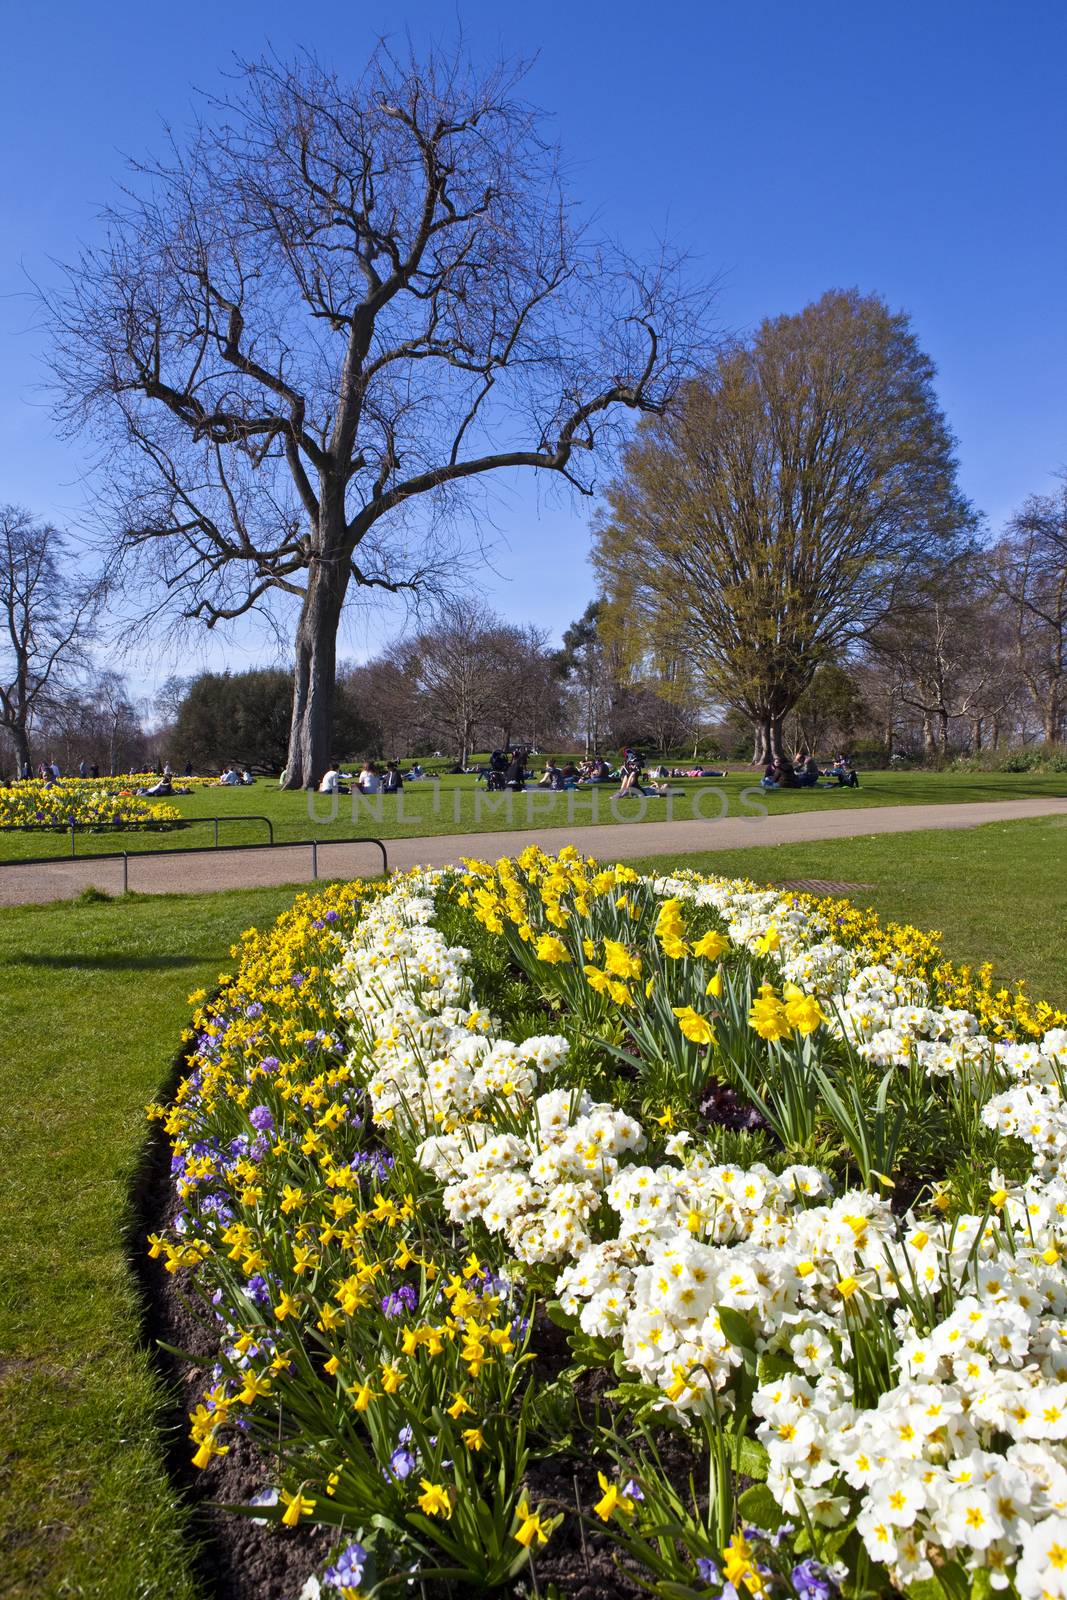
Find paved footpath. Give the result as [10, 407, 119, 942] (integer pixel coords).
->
[2, 797, 1064, 908]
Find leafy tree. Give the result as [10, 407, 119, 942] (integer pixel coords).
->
[593, 290, 976, 762]
[48, 44, 709, 787]
[171, 667, 369, 771]
[789, 665, 866, 757]
[556, 602, 612, 754]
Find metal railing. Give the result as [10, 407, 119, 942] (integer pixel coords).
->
[0, 832, 389, 890]
[0, 813, 276, 857]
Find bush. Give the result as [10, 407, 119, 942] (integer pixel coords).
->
[950, 743, 1067, 774]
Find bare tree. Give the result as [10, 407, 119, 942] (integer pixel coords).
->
[47, 44, 710, 786]
[0, 505, 99, 775]
[396, 598, 509, 766]
[593, 290, 977, 763]
[989, 483, 1067, 745]
[487, 623, 562, 751]
[870, 557, 1011, 758]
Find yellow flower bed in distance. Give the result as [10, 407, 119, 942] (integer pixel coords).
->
[0, 776, 182, 830]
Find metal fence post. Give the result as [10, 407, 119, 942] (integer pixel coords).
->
[70, 821, 76, 858]
[311, 838, 318, 880]
[214, 817, 220, 848]
[122, 852, 128, 894]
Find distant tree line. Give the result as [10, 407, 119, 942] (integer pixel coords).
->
[3, 485, 1065, 777]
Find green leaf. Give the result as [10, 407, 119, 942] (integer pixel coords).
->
[734, 1435, 769, 1482]
[737, 1483, 784, 1529]
[717, 1305, 757, 1354]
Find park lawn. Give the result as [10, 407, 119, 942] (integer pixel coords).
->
[0, 819, 1062, 1597]
[0, 766, 1064, 863]
[627, 813, 1067, 1009]
[0, 882, 309, 1600]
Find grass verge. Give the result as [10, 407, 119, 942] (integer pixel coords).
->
[0, 882, 310, 1600]
[1, 768, 1063, 861]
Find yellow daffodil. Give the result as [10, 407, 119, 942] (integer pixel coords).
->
[514, 1499, 553, 1547]
[672, 1005, 715, 1045]
[535, 934, 571, 965]
[594, 1472, 635, 1522]
[280, 1488, 317, 1527]
[417, 1479, 452, 1518]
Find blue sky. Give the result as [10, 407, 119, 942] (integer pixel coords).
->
[1, 0, 1064, 697]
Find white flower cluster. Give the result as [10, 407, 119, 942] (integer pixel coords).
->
[328, 863, 1067, 1597]
[752, 1178, 1067, 1589]
[984, 1030, 1067, 1177]
[426, 1088, 646, 1264]
[331, 877, 568, 1135]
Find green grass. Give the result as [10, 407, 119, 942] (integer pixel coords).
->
[1, 767, 1063, 862]
[0, 882, 311, 1600]
[1, 816, 1062, 1596]
[626, 814, 1067, 1008]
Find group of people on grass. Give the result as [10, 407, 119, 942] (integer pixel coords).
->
[214, 765, 256, 788]
[316, 760, 406, 795]
[310, 748, 863, 800]
[761, 750, 859, 790]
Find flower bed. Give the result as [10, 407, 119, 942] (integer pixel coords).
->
[0, 777, 182, 830]
[149, 849, 1067, 1600]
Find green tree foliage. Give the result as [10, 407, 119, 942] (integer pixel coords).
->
[593, 289, 976, 762]
[172, 669, 370, 772]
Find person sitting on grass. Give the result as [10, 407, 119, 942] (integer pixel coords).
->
[381, 761, 403, 794]
[538, 758, 565, 790]
[825, 753, 860, 788]
[504, 749, 528, 791]
[761, 754, 797, 790]
[795, 750, 821, 787]
[615, 747, 646, 797]
[217, 765, 239, 785]
[318, 763, 344, 794]
[356, 760, 381, 795]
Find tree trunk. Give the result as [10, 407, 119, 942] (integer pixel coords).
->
[921, 712, 935, 759]
[753, 716, 770, 765]
[770, 712, 785, 761]
[282, 556, 349, 788]
[10, 722, 32, 777]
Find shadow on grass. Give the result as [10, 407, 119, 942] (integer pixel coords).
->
[13, 952, 201, 972]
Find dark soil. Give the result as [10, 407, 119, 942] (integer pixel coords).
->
[129, 1038, 333, 1600]
[133, 1141, 333, 1598]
